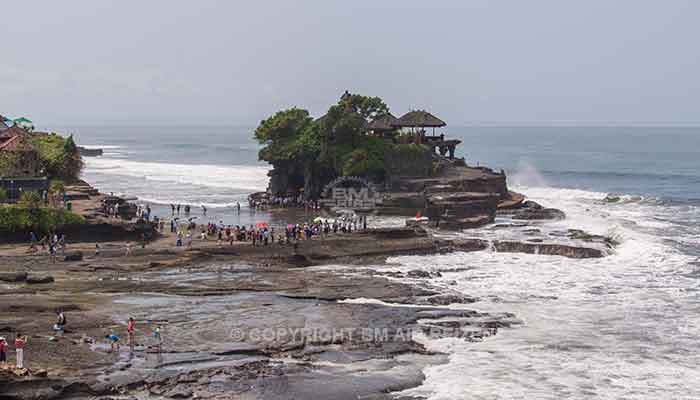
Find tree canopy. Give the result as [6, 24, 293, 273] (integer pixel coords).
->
[254, 92, 392, 179]
[29, 133, 84, 181]
[253, 91, 431, 198]
[254, 108, 319, 163]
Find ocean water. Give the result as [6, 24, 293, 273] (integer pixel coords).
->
[68, 125, 700, 399]
[68, 126, 271, 226]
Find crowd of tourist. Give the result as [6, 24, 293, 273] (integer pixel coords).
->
[166, 202, 241, 216]
[162, 213, 368, 249]
[249, 194, 321, 211]
[0, 334, 27, 370]
[37, 195, 370, 258]
[28, 231, 66, 263]
[12, 196, 373, 372]
[0, 310, 165, 372]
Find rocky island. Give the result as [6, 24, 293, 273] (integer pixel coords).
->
[252, 91, 558, 229]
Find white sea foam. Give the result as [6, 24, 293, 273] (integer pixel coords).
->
[130, 195, 245, 209]
[390, 185, 700, 399]
[81, 144, 124, 149]
[84, 157, 270, 192]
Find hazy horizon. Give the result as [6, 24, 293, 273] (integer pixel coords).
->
[2, 1, 699, 128]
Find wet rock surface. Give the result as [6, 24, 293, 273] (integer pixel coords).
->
[425, 294, 479, 305]
[492, 241, 604, 258]
[0, 271, 28, 282]
[63, 252, 84, 262]
[0, 212, 617, 399]
[25, 275, 55, 284]
[0, 241, 521, 400]
[498, 200, 566, 220]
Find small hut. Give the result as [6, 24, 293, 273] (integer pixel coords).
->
[366, 113, 399, 138]
[392, 110, 446, 136]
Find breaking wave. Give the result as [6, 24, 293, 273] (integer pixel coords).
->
[392, 184, 700, 399]
[84, 157, 270, 192]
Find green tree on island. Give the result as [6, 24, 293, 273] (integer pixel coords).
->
[254, 91, 411, 198]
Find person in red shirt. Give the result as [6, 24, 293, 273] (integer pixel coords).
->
[127, 318, 135, 349]
[15, 333, 27, 369]
[0, 336, 7, 364]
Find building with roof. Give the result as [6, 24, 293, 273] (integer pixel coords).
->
[392, 110, 447, 131]
[0, 125, 42, 178]
[366, 113, 399, 138]
[12, 117, 34, 131]
[365, 108, 461, 159]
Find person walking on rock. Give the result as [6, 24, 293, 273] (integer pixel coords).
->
[59, 234, 66, 256]
[127, 317, 135, 350]
[48, 239, 57, 264]
[29, 231, 37, 251]
[54, 309, 66, 335]
[105, 333, 120, 353]
[15, 333, 27, 369]
[0, 337, 7, 365]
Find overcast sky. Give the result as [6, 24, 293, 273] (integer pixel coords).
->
[1, 1, 699, 127]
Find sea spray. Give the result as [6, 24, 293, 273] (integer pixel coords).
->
[511, 159, 548, 188]
[391, 185, 700, 399]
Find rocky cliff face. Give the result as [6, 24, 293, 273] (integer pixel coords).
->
[267, 144, 438, 199]
[375, 163, 511, 228]
[384, 144, 434, 181]
[267, 161, 306, 197]
[263, 143, 521, 232]
[263, 150, 537, 232]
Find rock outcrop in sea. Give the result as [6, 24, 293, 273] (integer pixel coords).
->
[252, 91, 567, 230]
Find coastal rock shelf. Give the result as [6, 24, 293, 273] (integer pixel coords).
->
[0, 248, 519, 400]
[370, 167, 565, 231]
[375, 166, 510, 229]
[0, 180, 154, 244]
[497, 199, 566, 220]
[0, 223, 613, 399]
[449, 239, 607, 259]
[187, 227, 613, 262]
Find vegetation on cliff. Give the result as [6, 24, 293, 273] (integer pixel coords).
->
[0, 152, 21, 177]
[29, 133, 83, 181]
[0, 203, 85, 235]
[0, 132, 84, 234]
[254, 92, 431, 197]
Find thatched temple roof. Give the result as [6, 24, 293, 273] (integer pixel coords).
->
[367, 113, 399, 131]
[392, 110, 446, 128]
